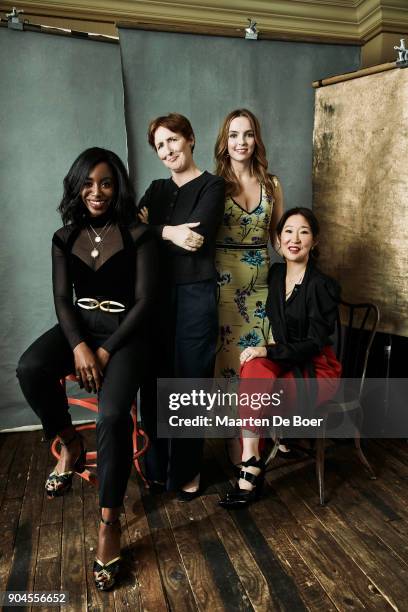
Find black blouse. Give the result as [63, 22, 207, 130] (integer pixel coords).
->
[265, 261, 340, 368]
[51, 219, 157, 354]
[138, 171, 225, 285]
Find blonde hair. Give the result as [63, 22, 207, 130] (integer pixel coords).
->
[214, 109, 276, 199]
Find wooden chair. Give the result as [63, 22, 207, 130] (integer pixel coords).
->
[265, 299, 380, 505]
[315, 299, 380, 505]
[50, 374, 150, 487]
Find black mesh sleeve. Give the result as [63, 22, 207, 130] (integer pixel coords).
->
[52, 235, 85, 350]
[101, 233, 158, 354]
[138, 182, 165, 240]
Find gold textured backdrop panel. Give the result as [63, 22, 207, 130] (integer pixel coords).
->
[313, 68, 408, 337]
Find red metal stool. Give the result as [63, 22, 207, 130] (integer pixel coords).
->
[51, 374, 149, 487]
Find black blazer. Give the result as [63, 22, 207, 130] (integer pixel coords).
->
[265, 261, 340, 368]
[139, 171, 225, 285]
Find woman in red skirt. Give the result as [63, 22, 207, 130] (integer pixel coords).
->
[219, 207, 342, 508]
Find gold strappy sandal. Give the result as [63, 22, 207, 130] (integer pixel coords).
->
[93, 517, 121, 591]
[45, 433, 86, 498]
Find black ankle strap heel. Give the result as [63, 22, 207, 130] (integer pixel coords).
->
[218, 456, 265, 509]
[100, 516, 120, 527]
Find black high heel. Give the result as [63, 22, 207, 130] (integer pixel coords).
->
[276, 445, 306, 460]
[45, 433, 86, 499]
[148, 480, 166, 494]
[176, 474, 201, 502]
[93, 517, 121, 591]
[176, 488, 201, 502]
[218, 456, 264, 509]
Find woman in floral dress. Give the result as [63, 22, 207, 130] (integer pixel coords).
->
[214, 109, 283, 380]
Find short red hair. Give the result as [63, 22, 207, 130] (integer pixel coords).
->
[147, 113, 195, 150]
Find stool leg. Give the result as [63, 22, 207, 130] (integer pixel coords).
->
[131, 404, 150, 488]
[354, 433, 376, 480]
[54, 389, 151, 490]
[61, 375, 100, 486]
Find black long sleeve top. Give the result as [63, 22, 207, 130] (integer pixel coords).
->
[51, 219, 157, 354]
[265, 261, 340, 368]
[138, 171, 225, 285]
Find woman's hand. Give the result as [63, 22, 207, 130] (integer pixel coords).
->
[269, 176, 284, 252]
[240, 346, 267, 364]
[95, 346, 110, 372]
[138, 206, 149, 224]
[162, 222, 204, 251]
[73, 342, 103, 393]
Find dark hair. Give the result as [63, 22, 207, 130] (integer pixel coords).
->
[58, 147, 137, 226]
[147, 113, 195, 151]
[276, 207, 320, 259]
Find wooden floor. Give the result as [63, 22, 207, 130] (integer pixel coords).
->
[1, 433, 408, 612]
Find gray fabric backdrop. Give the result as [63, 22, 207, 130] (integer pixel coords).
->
[1, 25, 360, 430]
[118, 28, 360, 204]
[0, 28, 127, 429]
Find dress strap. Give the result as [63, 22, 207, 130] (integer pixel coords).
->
[216, 242, 268, 250]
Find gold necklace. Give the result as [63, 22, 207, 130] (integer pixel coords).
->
[86, 222, 112, 259]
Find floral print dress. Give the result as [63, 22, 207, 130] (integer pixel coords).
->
[215, 182, 276, 378]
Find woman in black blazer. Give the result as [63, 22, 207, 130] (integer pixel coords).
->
[138, 113, 225, 499]
[219, 207, 342, 508]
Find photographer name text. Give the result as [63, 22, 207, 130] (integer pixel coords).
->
[168, 415, 323, 428]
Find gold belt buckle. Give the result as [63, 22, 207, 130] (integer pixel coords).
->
[77, 298, 100, 310]
[99, 300, 126, 313]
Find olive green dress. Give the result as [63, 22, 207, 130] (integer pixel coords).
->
[215, 182, 276, 378]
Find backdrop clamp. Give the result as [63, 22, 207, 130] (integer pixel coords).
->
[394, 39, 408, 68]
[245, 19, 258, 40]
[6, 7, 25, 30]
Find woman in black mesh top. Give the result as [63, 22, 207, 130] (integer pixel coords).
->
[17, 147, 157, 591]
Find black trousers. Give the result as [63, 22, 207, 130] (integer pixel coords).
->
[141, 279, 218, 490]
[16, 310, 146, 508]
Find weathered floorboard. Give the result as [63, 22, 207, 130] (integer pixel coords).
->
[0, 432, 408, 611]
